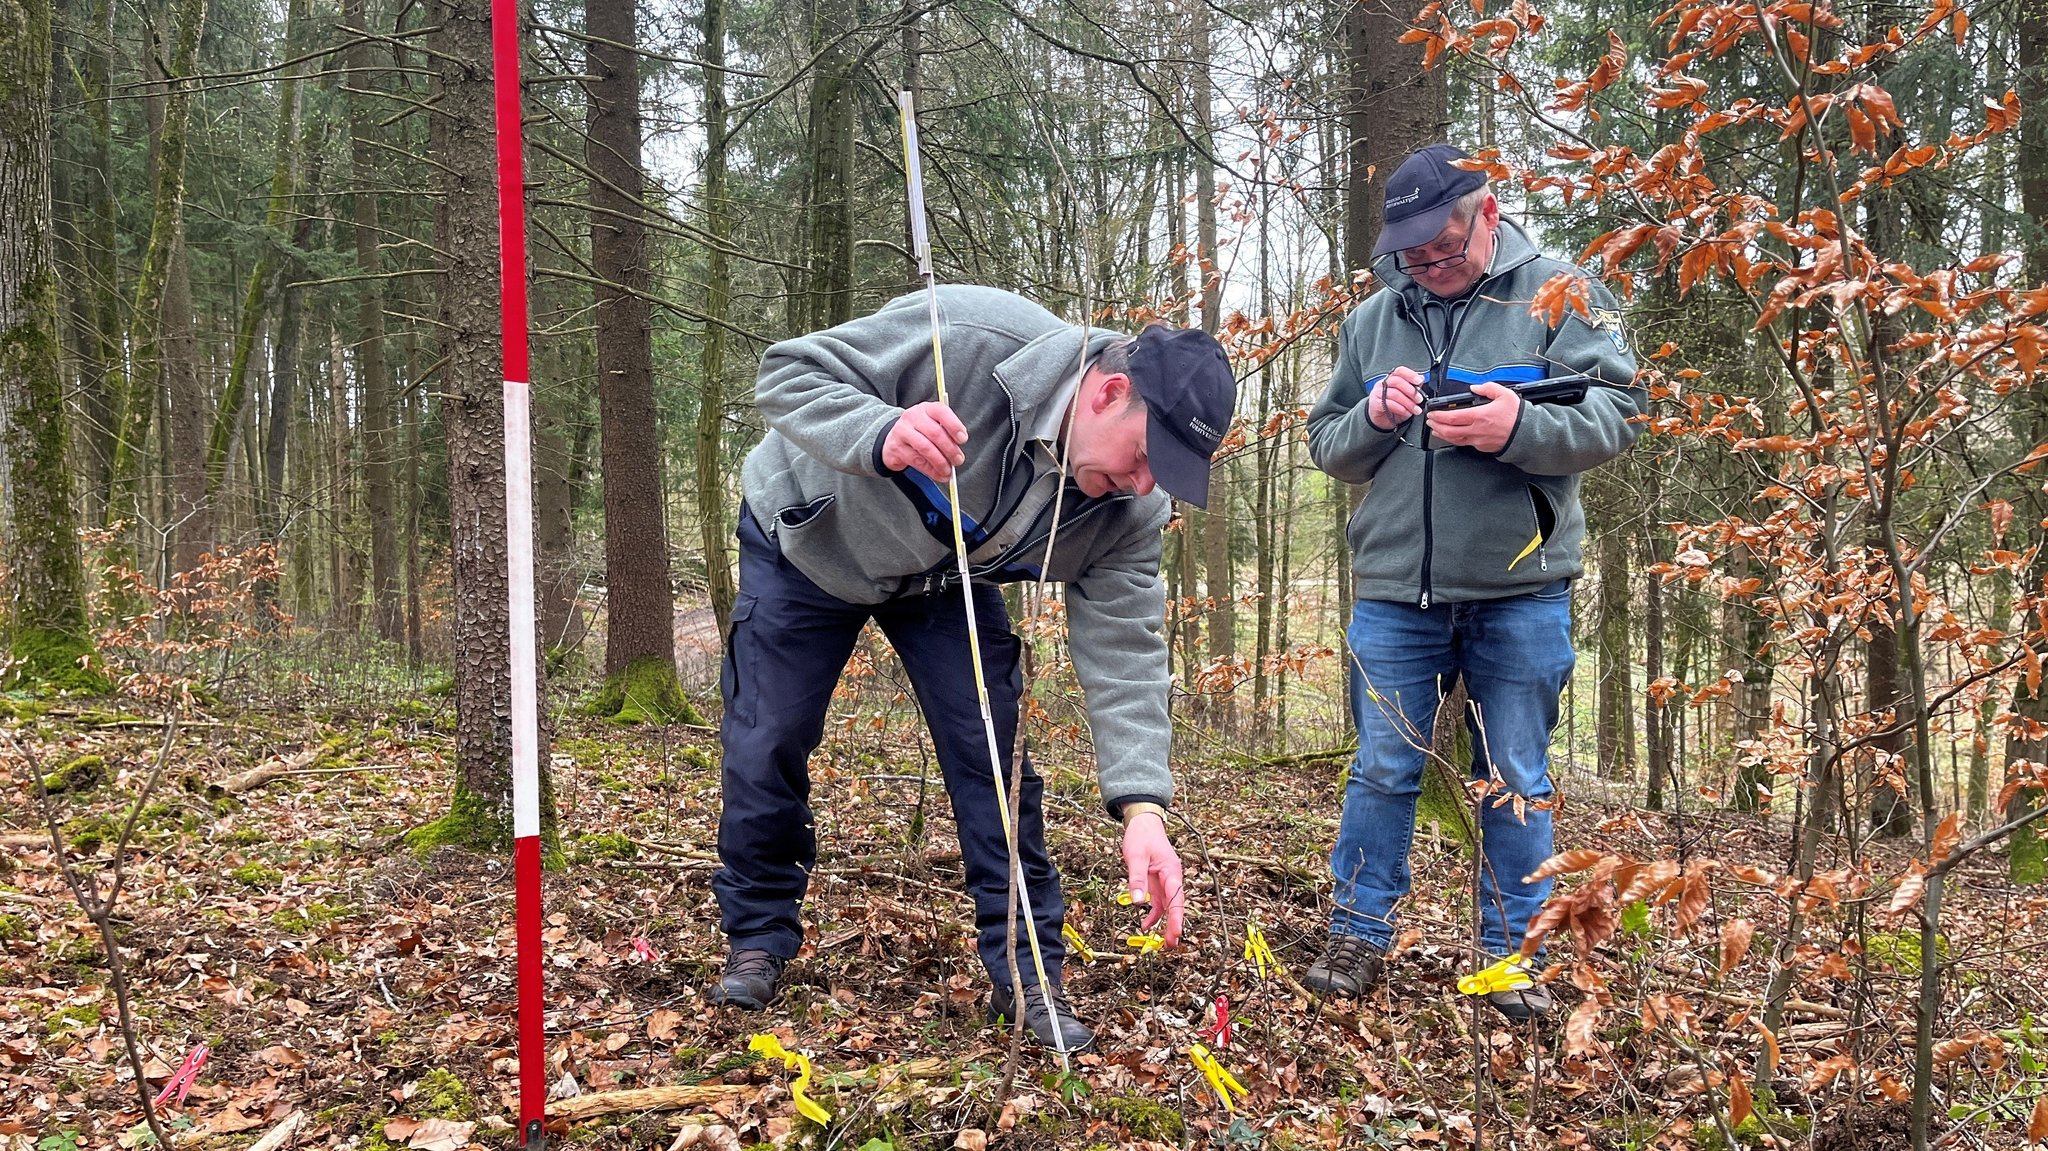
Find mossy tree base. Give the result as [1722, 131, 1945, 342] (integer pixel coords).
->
[406, 782, 561, 865]
[8, 628, 112, 694]
[586, 656, 702, 725]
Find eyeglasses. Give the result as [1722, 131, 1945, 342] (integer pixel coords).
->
[1396, 227, 1473, 275]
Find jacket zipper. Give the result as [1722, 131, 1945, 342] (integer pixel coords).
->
[977, 491, 1120, 579]
[1412, 287, 1488, 610]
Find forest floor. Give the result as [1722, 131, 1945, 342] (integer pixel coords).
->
[3, 678, 2046, 1151]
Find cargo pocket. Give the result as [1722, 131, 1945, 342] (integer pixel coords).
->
[721, 594, 758, 726]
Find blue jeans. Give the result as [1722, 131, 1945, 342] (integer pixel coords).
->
[1330, 582, 1575, 956]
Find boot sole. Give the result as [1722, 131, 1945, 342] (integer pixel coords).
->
[708, 984, 774, 1011]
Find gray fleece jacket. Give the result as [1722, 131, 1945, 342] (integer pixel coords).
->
[741, 285, 1175, 815]
[1308, 218, 1644, 606]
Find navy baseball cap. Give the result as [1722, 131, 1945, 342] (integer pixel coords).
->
[1372, 143, 1489, 259]
[1125, 326, 1236, 508]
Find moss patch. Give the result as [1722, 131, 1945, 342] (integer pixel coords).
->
[566, 831, 636, 863]
[41, 754, 107, 795]
[585, 656, 703, 725]
[229, 861, 285, 888]
[1865, 930, 1950, 976]
[7, 628, 112, 695]
[47, 1002, 101, 1037]
[406, 784, 515, 855]
[2010, 791, 2044, 886]
[1100, 1094, 1184, 1141]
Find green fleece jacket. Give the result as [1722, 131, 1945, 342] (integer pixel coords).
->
[741, 285, 1174, 815]
[1307, 219, 1644, 606]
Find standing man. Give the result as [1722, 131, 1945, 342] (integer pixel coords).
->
[1304, 144, 1642, 1020]
[710, 284, 1236, 1052]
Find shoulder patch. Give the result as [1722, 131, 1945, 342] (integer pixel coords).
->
[1587, 307, 1630, 353]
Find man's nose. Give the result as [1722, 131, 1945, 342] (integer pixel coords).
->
[1131, 466, 1156, 497]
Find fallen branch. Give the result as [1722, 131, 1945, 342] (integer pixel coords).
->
[551, 1084, 748, 1122]
[554, 1056, 977, 1124]
[214, 748, 321, 794]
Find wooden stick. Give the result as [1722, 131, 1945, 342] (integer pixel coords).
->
[551, 1084, 748, 1121]
[214, 748, 321, 794]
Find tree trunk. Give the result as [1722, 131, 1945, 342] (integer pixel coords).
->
[1344, 0, 1447, 278]
[79, 0, 118, 516]
[207, 0, 304, 498]
[697, 0, 736, 638]
[347, 0, 401, 643]
[586, 0, 690, 721]
[802, 0, 855, 331]
[2010, 0, 2048, 886]
[1595, 523, 1634, 780]
[422, 0, 552, 847]
[1193, 0, 1234, 728]
[105, 0, 207, 538]
[163, 232, 210, 579]
[328, 322, 357, 632]
[534, 413, 582, 655]
[1644, 530, 1670, 810]
[2, 0, 102, 688]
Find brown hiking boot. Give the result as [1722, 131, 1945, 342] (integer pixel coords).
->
[1303, 935, 1386, 998]
[707, 948, 787, 1011]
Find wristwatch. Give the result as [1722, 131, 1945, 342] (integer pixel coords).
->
[1119, 801, 1169, 828]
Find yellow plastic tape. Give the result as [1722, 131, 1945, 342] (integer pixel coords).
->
[1456, 955, 1535, 996]
[1242, 924, 1281, 978]
[1189, 1042, 1247, 1112]
[1061, 922, 1097, 963]
[748, 1034, 832, 1125]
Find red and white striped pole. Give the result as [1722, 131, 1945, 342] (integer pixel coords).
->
[489, 0, 546, 1144]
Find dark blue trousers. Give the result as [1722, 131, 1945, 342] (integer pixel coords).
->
[713, 506, 1066, 988]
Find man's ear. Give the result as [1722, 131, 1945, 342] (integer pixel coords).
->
[1093, 372, 1133, 413]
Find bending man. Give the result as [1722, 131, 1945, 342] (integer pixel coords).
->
[711, 285, 1236, 1051]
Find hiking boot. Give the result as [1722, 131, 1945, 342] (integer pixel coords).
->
[988, 983, 1095, 1053]
[1303, 935, 1386, 998]
[1486, 980, 1554, 1022]
[707, 948, 787, 1010]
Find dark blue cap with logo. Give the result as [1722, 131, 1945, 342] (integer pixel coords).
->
[1126, 326, 1236, 509]
[1372, 143, 1489, 259]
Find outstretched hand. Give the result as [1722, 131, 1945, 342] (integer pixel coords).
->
[1120, 812, 1185, 948]
[882, 400, 969, 480]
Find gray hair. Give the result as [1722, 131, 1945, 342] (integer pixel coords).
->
[1454, 185, 1491, 224]
[1095, 333, 1151, 410]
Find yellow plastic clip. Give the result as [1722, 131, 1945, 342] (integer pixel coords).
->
[1116, 889, 1149, 906]
[1188, 1042, 1247, 1112]
[748, 1034, 832, 1125]
[1126, 932, 1165, 954]
[1243, 923, 1281, 978]
[1456, 955, 1536, 996]
[1061, 922, 1097, 963]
